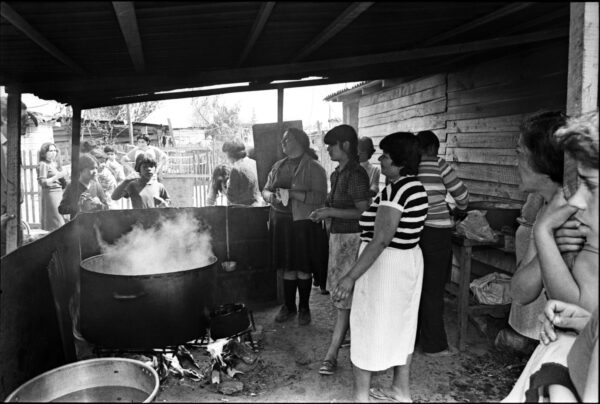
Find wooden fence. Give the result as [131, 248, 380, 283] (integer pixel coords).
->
[20, 145, 254, 228]
[20, 150, 131, 229]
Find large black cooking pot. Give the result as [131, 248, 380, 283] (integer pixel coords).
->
[80, 254, 217, 349]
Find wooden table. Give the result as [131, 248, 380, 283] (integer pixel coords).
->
[447, 233, 512, 351]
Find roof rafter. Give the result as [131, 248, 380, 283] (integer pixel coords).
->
[292, 2, 374, 62]
[16, 28, 567, 104]
[82, 77, 347, 109]
[430, 6, 569, 76]
[237, 2, 275, 67]
[419, 2, 535, 47]
[0, 1, 87, 76]
[112, 2, 145, 73]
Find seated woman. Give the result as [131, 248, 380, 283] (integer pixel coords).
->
[333, 132, 428, 402]
[509, 111, 588, 343]
[533, 300, 598, 402]
[112, 152, 171, 209]
[503, 110, 598, 402]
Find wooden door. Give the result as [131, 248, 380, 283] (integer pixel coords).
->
[252, 121, 303, 191]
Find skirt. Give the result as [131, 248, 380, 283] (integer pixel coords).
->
[269, 208, 328, 274]
[502, 332, 577, 402]
[327, 232, 361, 309]
[350, 243, 423, 371]
[41, 187, 65, 231]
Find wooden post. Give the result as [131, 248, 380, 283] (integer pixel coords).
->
[564, 2, 599, 197]
[276, 86, 284, 304]
[70, 104, 82, 211]
[277, 87, 284, 126]
[5, 92, 22, 253]
[457, 245, 472, 352]
[127, 104, 134, 145]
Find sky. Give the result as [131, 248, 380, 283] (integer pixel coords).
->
[2, 82, 360, 129]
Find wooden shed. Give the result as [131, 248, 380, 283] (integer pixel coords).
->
[0, 2, 597, 399]
[325, 39, 575, 207]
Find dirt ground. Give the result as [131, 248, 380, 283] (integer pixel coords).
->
[155, 288, 528, 402]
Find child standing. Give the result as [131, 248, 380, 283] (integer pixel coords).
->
[112, 152, 171, 209]
[58, 153, 109, 218]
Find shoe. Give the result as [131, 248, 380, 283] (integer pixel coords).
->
[320, 288, 330, 295]
[423, 346, 457, 357]
[318, 358, 337, 375]
[274, 305, 296, 323]
[298, 308, 311, 325]
[369, 387, 401, 402]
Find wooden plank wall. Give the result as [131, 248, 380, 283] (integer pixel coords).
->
[356, 42, 568, 207]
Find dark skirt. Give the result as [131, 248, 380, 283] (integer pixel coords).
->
[269, 208, 328, 274]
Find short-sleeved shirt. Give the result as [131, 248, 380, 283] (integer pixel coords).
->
[121, 177, 170, 209]
[327, 159, 371, 234]
[359, 175, 428, 249]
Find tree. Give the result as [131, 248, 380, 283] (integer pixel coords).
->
[80, 102, 159, 142]
[191, 96, 243, 142]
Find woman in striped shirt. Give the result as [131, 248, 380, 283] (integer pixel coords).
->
[415, 130, 469, 357]
[333, 132, 428, 402]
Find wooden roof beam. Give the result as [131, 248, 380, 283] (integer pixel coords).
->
[112, 2, 146, 73]
[80, 77, 347, 109]
[0, 1, 87, 76]
[292, 2, 374, 62]
[21, 28, 568, 103]
[237, 2, 275, 67]
[419, 2, 535, 47]
[430, 5, 569, 75]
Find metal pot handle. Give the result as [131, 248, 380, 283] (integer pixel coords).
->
[112, 291, 147, 300]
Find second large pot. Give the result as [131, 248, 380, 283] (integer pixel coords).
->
[80, 254, 217, 349]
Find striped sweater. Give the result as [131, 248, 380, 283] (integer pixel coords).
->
[359, 176, 428, 249]
[417, 157, 469, 228]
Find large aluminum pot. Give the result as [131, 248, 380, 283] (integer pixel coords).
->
[80, 254, 217, 349]
[5, 358, 159, 402]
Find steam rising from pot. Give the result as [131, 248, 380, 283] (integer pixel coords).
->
[94, 212, 214, 276]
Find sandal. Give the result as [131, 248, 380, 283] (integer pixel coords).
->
[318, 358, 337, 375]
[369, 387, 401, 402]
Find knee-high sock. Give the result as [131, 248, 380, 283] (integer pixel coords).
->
[297, 278, 312, 310]
[283, 279, 298, 311]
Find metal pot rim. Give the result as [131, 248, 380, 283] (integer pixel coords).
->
[81, 254, 217, 277]
[5, 358, 159, 403]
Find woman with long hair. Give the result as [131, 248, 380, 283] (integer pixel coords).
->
[309, 125, 371, 375]
[37, 142, 66, 231]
